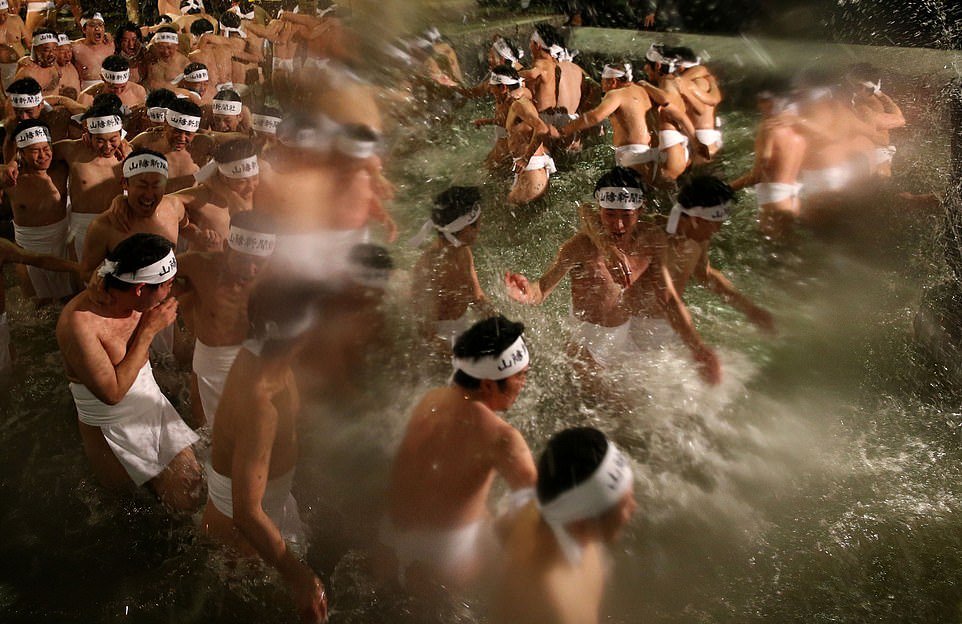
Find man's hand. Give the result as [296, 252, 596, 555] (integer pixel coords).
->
[140, 297, 178, 336]
[505, 271, 538, 304]
[2, 160, 19, 187]
[289, 563, 328, 624]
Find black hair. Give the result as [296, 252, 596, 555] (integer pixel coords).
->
[113, 22, 142, 54]
[349, 242, 393, 270]
[155, 25, 178, 35]
[213, 88, 241, 102]
[183, 61, 208, 77]
[81, 103, 122, 121]
[146, 87, 177, 108]
[213, 137, 255, 163]
[167, 97, 203, 118]
[677, 174, 735, 210]
[452, 315, 524, 390]
[101, 54, 130, 73]
[230, 209, 275, 234]
[594, 166, 647, 193]
[432, 185, 481, 228]
[7, 77, 41, 95]
[190, 18, 214, 36]
[533, 23, 562, 48]
[536, 427, 609, 505]
[219, 11, 241, 29]
[491, 63, 522, 91]
[12, 118, 50, 145]
[672, 46, 698, 64]
[91, 93, 124, 116]
[103, 233, 174, 291]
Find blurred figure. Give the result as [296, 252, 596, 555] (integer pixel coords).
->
[845, 63, 905, 178]
[641, 43, 698, 182]
[674, 47, 724, 163]
[492, 427, 635, 624]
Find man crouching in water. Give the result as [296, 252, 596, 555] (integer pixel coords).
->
[381, 315, 537, 591]
[201, 278, 332, 624]
[492, 426, 636, 624]
[56, 233, 201, 512]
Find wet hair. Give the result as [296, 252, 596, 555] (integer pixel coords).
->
[190, 18, 214, 36]
[247, 279, 328, 358]
[533, 23, 563, 49]
[12, 118, 50, 148]
[672, 46, 698, 64]
[213, 137, 255, 163]
[348, 243, 394, 271]
[167, 97, 203, 118]
[594, 166, 647, 193]
[491, 63, 523, 91]
[536, 427, 610, 505]
[181, 0, 202, 15]
[146, 87, 177, 108]
[213, 88, 241, 102]
[82, 103, 122, 122]
[7, 77, 41, 96]
[103, 233, 174, 292]
[219, 11, 241, 29]
[91, 92, 125, 116]
[452, 315, 525, 390]
[101, 54, 130, 73]
[182, 61, 208, 77]
[113, 23, 142, 54]
[677, 175, 735, 209]
[230, 209, 275, 234]
[432, 185, 481, 227]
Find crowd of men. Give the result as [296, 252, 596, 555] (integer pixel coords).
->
[0, 3, 906, 622]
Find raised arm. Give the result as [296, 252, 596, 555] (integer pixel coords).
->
[505, 237, 579, 304]
[696, 259, 775, 333]
[561, 90, 621, 137]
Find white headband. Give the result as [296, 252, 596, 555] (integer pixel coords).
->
[80, 12, 104, 27]
[10, 92, 43, 108]
[123, 153, 168, 178]
[251, 113, 281, 134]
[666, 201, 732, 234]
[85, 114, 123, 134]
[228, 225, 275, 256]
[334, 133, 378, 159]
[538, 441, 633, 564]
[0, 0, 9, 10]
[217, 155, 258, 178]
[452, 334, 528, 380]
[229, 5, 254, 20]
[530, 30, 569, 62]
[645, 44, 678, 73]
[57, 33, 70, 46]
[32, 32, 57, 47]
[489, 72, 522, 86]
[859, 79, 881, 95]
[166, 111, 201, 132]
[595, 186, 645, 211]
[492, 37, 522, 64]
[15, 125, 50, 148]
[153, 32, 179, 45]
[96, 249, 177, 284]
[180, 0, 203, 13]
[147, 106, 168, 123]
[601, 63, 632, 82]
[410, 203, 481, 248]
[212, 98, 242, 116]
[678, 57, 701, 69]
[220, 22, 246, 38]
[101, 67, 129, 84]
[182, 68, 208, 83]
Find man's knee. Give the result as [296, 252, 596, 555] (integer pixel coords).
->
[152, 448, 204, 512]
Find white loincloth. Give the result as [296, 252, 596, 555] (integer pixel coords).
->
[274, 227, 370, 281]
[569, 316, 632, 368]
[13, 216, 74, 300]
[754, 182, 802, 206]
[192, 339, 241, 426]
[694, 128, 723, 148]
[379, 516, 492, 583]
[614, 143, 657, 167]
[799, 165, 850, 196]
[628, 316, 681, 351]
[0, 313, 11, 376]
[434, 311, 472, 347]
[657, 129, 690, 163]
[512, 153, 556, 187]
[206, 463, 306, 546]
[875, 145, 897, 166]
[69, 211, 99, 260]
[26, 1, 54, 11]
[69, 361, 199, 486]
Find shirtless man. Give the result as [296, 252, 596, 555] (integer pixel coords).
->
[560, 62, 657, 179]
[177, 210, 273, 427]
[642, 44, 699, 182]
[174, 0, 216, 37]
[186, 22, 231, 99]
[664, 175, 774, 332]
[410, 186, 491, 351]
[141, 27, 187, 91]
[81, 149, 189, 278]
[56, 233, 201, 511]
[204, 88, 249, 133]
[200, 278, 330, 623]
[522, 24, 584, 115]
[731, 87, 807, 238]
[490, 65, 555, 205]
[5, 120, 73, 302]
[493, 427, 635, 624]
[0, 0, 27, 57]
[127, 86, 176, 137]
[221, 4, 266, 95]
[15, 29, 60, 95]
[383, 315, 537, 589]
[250, 104, 282, 153]
[846, 64, 905, 178]
[472, 52, 530, 171]
[131, 98, 217, 191]
[72, 11, 114, 91]
[2, 77, 75, 159]
[675, 47, 724, 163]
[55, 33, 80, 97]
[173, 60, 215, 105]
[79, 55, 147, 109]
[168, 138, 259, 252]
[114, 23, 146, 85]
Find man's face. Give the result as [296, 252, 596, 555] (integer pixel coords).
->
[84, 20, 105, 44]
[86, 131, 122, 158]
[492, 366, 528, 411]
[105, 81, 128, 96]
[124, 172, 167, 217]
[119, 31, 139, 56]
[14, 104, 41, 121]
[165, 126, 194, 151]
[57, 45, 73, 64]
[221, 172, 259, 199]
[225, 247, 269, 283]
[211, 112, 239, 132]
[34, 43, 57, 67]
[187, 79, 208, 96]
[20, 142, 52, 171]
[599, 487, 636, 543]
[600, 208, 638, 241]
[134, 278, 173, 311]
[154, 41, 175, 61]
